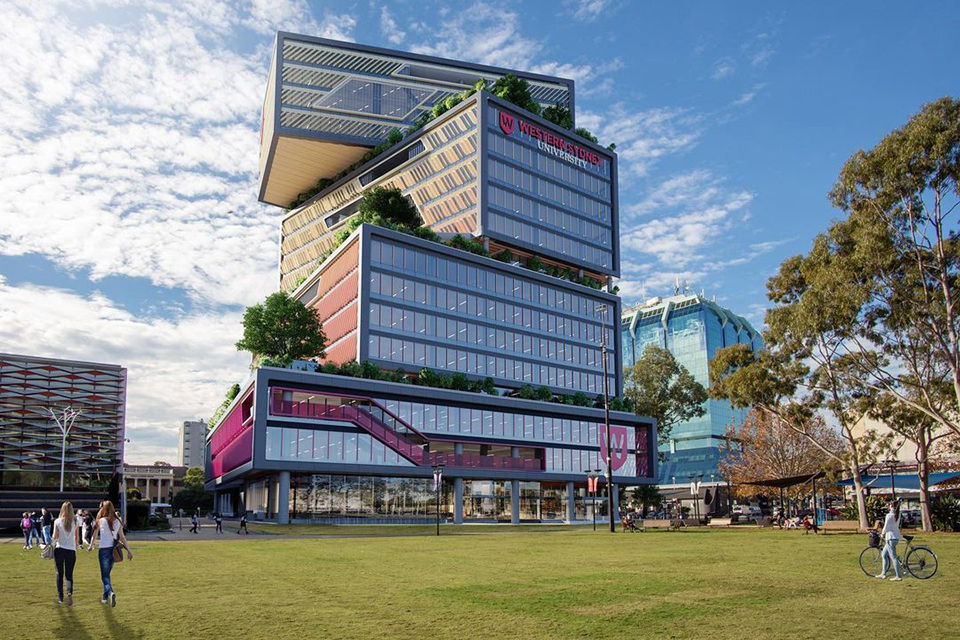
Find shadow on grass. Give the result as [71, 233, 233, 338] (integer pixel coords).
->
[104, 603, 144, 640]
[55, 605, 93, 640]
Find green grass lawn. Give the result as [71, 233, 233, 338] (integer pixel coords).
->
[1, 528, 957, 639]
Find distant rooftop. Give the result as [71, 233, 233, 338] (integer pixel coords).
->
[621, 291, 760, 342]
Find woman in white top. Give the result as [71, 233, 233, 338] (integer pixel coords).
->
[90, 500, 132, 606]
[876, 500, 903, 581]
[52, 501, 80, 606]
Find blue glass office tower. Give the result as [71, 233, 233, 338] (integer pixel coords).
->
[621, 293, 762, 486]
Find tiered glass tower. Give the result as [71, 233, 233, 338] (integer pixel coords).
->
[205, 33, 655, 524]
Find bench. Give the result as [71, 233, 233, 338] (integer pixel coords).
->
[708, 517, 732, 527]
[821, 520, 861, 532]
[644, 519, 688, 529]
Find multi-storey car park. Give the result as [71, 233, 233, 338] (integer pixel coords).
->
[206, 34, 656, 524]
[0, 353, 127, 529]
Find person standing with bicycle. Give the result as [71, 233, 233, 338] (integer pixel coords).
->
[875, 500, 903, 581]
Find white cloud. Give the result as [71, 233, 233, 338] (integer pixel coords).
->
[379, 6, 406, 45]
[567, 0, 610, 22]
[732, 84, 764, 106]
[0, 277, 251, 464]
[711, 57, 735, 80]
[580, 105, 702, 176]
[409, 3, 619, 94]
[0, 1, 323, 307]
[620, 171, 754, 267]
[0, 1, 366, 460]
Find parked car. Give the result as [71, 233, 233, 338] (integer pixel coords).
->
[731, 505, 762, 521]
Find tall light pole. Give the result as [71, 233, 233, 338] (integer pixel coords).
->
[432, 464, 444, 536]
[598, 303, 614, 533]
[49, 407, 82, 492]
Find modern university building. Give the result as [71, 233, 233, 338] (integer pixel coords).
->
[621, 293, 762, 492]
[206, 33, 656, 524]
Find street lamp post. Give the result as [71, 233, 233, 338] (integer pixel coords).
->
[598, 304, 614, 533]
[432, 464, 444, 536]
[587, 469, 602, 531]
[48, 407, 82, 492]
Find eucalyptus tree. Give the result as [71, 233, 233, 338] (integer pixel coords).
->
[623, 345, 708, 454]
[828, 96, 960, 437]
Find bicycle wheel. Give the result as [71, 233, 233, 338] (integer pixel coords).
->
[859, 547, 883, 577]
[905, 546, 938, 580]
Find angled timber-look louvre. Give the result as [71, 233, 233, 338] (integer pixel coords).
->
[259, 32, 575, 208]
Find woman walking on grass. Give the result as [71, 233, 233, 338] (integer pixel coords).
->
[52, 501, 79, 606]
[875, 500, 903, 581]
[90, 501, 132, 606]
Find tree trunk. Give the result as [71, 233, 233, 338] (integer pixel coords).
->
[849, 464, 870, 531]
[917, 436, 934, 532]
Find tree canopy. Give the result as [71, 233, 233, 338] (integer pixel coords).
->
[236, 291, 326, 367]
[357, 186, 422, 229]
[720, 410, 840, 499]
[491, 74, 540, 115]
[623, 345, 707, 450]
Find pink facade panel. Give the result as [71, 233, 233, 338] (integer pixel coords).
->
[209, 390, 253, 477]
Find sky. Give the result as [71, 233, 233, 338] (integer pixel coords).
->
[0, 0, 956, 464]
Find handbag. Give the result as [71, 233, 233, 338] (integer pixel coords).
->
[112, 540, 124, 563]
[41, 545, 54, 560]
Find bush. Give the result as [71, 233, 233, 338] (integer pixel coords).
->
[358, 186, 422, 229]
[493, 249, 514, 263]
[931, 496, 960, 532]
[126, 500, 150, 530]
[840, 495, 887, 525]
[447, 234, 487, 256]
[527, 256, 543, 272]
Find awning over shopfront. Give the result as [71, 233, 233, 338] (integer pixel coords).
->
[831, 471, 960, 491]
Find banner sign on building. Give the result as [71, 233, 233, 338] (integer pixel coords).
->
[498, 109, 605, 171]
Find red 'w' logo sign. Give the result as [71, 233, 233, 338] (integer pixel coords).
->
[599, 426, 630, 472]
[499, 111, 515, 135]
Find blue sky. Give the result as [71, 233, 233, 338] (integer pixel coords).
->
[0, 0, 956, 463]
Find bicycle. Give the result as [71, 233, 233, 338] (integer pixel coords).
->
[859, 534, 938, 580]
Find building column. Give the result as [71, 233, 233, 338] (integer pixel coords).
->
[454, 477, 463, 524]
[566, 481, 575, 523]
[511, 446, 520, 524]
[277, 471, 291, 524]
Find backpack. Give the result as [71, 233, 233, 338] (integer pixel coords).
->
[22, 517, 32, 530]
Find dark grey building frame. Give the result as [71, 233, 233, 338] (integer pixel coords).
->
[261, 32, 576, 204]
[280, 91, 619, 284]
[303, 223, 624, 397]
[205, 366, 656, 491]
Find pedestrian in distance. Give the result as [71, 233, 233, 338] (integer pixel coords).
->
[83, 509, 95, 549]
[89, 500, 133, 606]
[237, 513, 248, 534]
[30, 510, 43, 548]
[875, 500, 904, 581]
[41, 507, 54, 546]
[21, 512, 33, 549]
[53, 501, 80, 606]
[190, 512, 199, 534]
[214, 512, 223, 533]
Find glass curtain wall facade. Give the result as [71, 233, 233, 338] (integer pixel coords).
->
[621, 294, 762, 482]
[206, 35, 657, 525]
[278, 92, 618, 291]
[360, 226, 618, 396]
